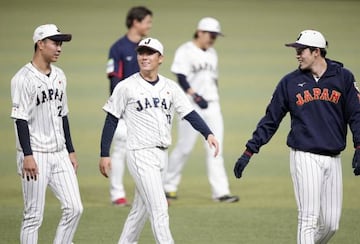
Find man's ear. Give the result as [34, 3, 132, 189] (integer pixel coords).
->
[159, 55, 164, 65]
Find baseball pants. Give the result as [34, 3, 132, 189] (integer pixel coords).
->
[17, 149, 83, 244]
[290, 149, 342, 244]
[110, 118, 127, 202]
[118, 147, 173, 244]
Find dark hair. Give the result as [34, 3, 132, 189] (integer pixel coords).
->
[126, 6, 152, 29]
[309, 46, 327, 58]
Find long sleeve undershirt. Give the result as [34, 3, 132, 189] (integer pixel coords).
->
[100, 113, 118, 157]
[184, 110, 212, 138]
[176, 73, 191, 92]
[15, 116, 75, 155]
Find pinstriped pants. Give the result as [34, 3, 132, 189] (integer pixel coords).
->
[290, 149, 342, 244]
[118, 147, 174, 244]
[17, 149, 83, 244]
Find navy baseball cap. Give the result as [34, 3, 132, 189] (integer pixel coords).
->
[285, 30, 327, 48]
[33, 24, 72, 43]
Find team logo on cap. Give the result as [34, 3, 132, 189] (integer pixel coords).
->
[296, 33, 302, 41]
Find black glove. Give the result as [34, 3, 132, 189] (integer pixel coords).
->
[234, 151, 252, 179]
[352, 149, 360, 176]
[192, 93, 208, 109]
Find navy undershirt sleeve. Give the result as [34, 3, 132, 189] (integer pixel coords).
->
[184, 110, 213, 139]
[100, 113, 119, 157]
[62, 116, 75, 153]
[176, 73, 191, 92]
[110, 76, 122, 95]
[15, 119, 33, 156]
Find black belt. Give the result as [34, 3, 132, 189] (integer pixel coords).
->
[156, 146, 168, 150]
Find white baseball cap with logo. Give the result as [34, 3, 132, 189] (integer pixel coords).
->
[136, 37, 164, 55]
[285, 30, 327, 48]
[197, 17, 223, 35]
[33, 24, 72, 43]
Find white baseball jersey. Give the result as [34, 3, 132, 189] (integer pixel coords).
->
[171, 41, 219, 101]
[103, 72, 194, 150]
[11, 63, 69, 153]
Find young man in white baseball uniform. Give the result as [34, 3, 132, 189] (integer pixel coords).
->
[10, 24, 83, 244]
[163, 17, 239, 203]
[99, 37, 219, 244]
[106, 6, 153, 206]
[234, 30, 360, 243]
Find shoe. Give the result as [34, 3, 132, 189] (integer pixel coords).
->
[214, 195, 239, 203]
[165, 191, 178, 200]
[112, 198, 130, 207]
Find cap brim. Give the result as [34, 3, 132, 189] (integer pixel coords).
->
[48, 34, 72, 42]
[198, 30, 224, 37]
[285, 42, 308, 48]
[136, 46, 162, 55]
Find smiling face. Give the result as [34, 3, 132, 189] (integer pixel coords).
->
[295, 47, 317, 71]
[137, 48, 163, 78]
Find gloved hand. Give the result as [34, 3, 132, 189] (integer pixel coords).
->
[192, 93, 208, 109]
[234, 151, 252, 179]
[352, 149, 360, 176]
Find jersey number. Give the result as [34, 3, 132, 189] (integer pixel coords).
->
[57, 105, 63, 117]
[166, 114, 171, 124]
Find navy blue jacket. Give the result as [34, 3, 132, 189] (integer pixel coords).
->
[107, 35, 139, 94]
[246, 59, 360, 156]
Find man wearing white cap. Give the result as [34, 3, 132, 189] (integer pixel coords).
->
[234, 30, 360, 243]
[99, 37, 220, 243]
[163, 17, 239, 203]
[10, 24, 83, 244]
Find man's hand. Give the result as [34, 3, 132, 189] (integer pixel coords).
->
[234, 151, 252, 179]
[192, 93, 208, 109]
[69, 152, 79, 173]
[207, 134, 219, 157]
[22, 155, 38, 181]
[99, 157, 111, 178]
[352, 149, 360, 176]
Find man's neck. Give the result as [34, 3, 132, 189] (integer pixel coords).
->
[127, 29, 144, 43]
[140, 70, 158, 82]
[31, 56, 51, 75]
[311, 58, 327, 79]
[193, 39, 207, 51]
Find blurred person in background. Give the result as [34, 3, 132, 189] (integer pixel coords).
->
[163, 17, 239, 203]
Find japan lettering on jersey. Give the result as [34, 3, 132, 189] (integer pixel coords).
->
[103, 73, 194, 150]
[171, 41, 219, 101]
[11, 63, 69, 153]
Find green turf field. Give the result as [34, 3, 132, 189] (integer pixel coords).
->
[1, 0, 360, 243]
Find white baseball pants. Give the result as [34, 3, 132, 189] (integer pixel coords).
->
[118, 147, 173, 244]
[290, 149, 342, 244]
[17, 149, 83, 244]
[110, 118, 127, 202]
